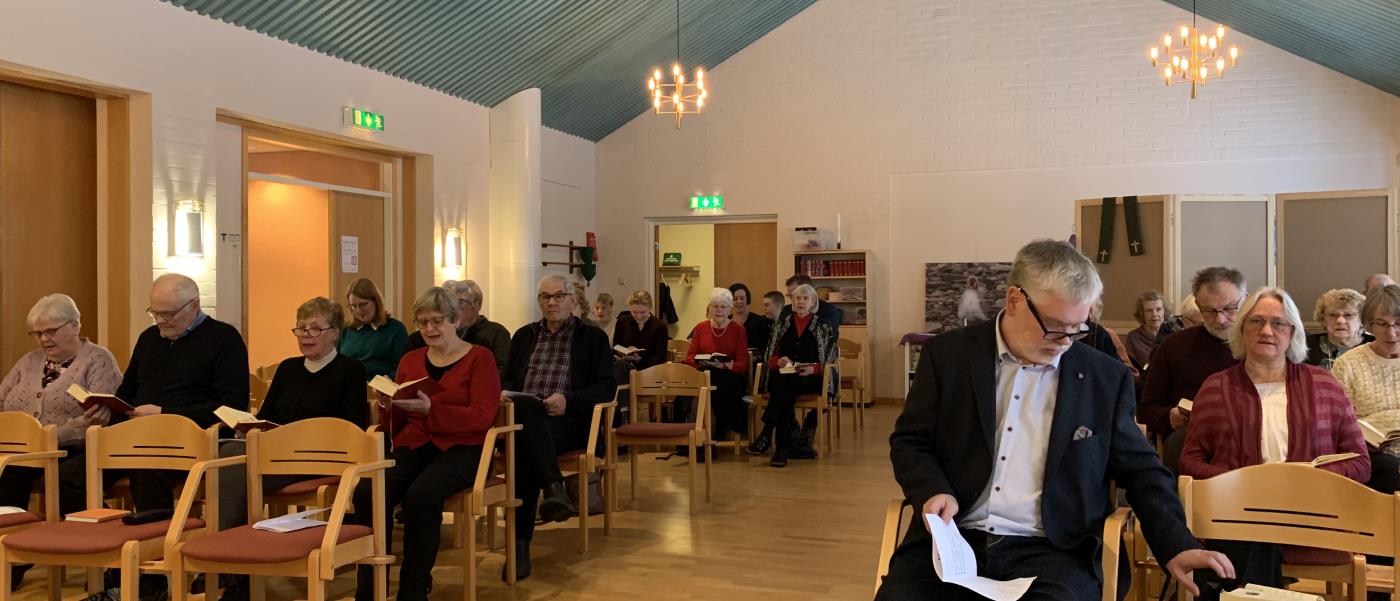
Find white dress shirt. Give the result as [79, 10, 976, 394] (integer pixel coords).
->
[961, 313, 1060, 537]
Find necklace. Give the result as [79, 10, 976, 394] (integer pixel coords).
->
[711, 320, 730, 337]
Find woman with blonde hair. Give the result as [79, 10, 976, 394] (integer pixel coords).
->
[338, 277, 409, 379]
[612, 289, 669, 369]
[1305, 288, 1369, 370]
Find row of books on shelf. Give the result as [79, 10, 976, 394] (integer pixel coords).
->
[799, 258, 866, 277]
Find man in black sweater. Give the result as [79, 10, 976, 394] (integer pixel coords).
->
[115, 274, 248, 507]
[502, 274, 617, 581]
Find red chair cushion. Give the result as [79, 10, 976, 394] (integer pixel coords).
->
[0, 511, 41, 530]
[616, 423, 695, 438]
[1282, 545, 1352, 566]
[181, 524, 370, 564]
[5, 518, 204, 554]
[269, 476, 340, 497]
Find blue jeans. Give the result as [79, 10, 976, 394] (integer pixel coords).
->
[876, 527, 1102, 601]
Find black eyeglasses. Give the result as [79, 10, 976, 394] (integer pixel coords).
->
[146, 297, 195, 322]
[1016, 287, 1091, 341]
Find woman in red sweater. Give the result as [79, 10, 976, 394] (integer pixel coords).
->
[1179, 287, 1368, 598]
[348, 287, 501, 601]
[685, 288, 750, 440]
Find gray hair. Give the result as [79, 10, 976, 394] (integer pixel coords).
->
[444, 279, 483, 306]
[790, 284, 818, 303]
[27, 293, 81, 329]
[708, 288, 734, 308]
[1192, 266, 1246, 296]
[1227, 287, 1308, 363]
[537, 273, 569, 292]
[1313, 288, 1365, 323]
[1007, 239, 1102, 304]
[412, 287, 461, 324]
[1362, 284, 1400, 324]
[153, 272, 199, 302]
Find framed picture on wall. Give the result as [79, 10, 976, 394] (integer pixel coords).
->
[924, 262, 1012, 333]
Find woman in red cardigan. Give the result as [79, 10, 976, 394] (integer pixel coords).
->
[684, 288, 750, 440]
[1179, 287, 1369, 599]
[348, 287, 501, 601]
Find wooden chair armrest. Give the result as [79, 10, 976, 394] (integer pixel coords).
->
[472, 424, 523, 498]
[582, 401, 617, 472]
[1100, 507, 1132, 601]
[876, 498, 909, 592]
[164, 454, 247, 554]
[319, 458, 396, 578]
[0, 449, 67, 476]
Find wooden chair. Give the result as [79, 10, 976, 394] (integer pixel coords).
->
[0, 414, 63, 536]
[611, 363, 712, 515]
[169, 418, 395, 601]
[255, 363, 280, 384]
[792, 363, 838, 458]
[837, 338, 866, 430]
[0, 414, 226, 601]
[667, 339, 690, 363]
[1177, 463, 1400, 601]
[876, 497, 1130, 601]
[557, 400, 617, 554]
[247, 373, 270, 415]
[446, 399, 521, 601]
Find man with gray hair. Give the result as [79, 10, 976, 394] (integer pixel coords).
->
[1140, 266, 1245, 473]
[879, 240, 1232, 601]
[404, 279, 510, 382]
[1365, 273, 1395, 293]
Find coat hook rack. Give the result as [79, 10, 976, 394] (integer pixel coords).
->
[541, 240, 586, 272]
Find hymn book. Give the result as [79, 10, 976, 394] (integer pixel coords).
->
[1359, 420, 1400, 448]
[613, 345, 644, 356]
[65, 508, 131, 523]
[1292, 452, 1360, 468]
[213, 406, 279, 433]
[778, 362, 816, 375]
[67, 384, 133, 413]
[368, 375, 445, 400]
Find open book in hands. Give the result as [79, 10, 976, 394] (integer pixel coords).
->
[1290, 452, 1360, 468]
[924, 514, 1035, 600]
[693, 352, 729, 365]
[67, 384, 133, 413]
[1359, 420, 1400, 448]
[368, 375, 445, 401]
[613, 345, 644, 356]
[778, 362, 815, 375]
[213, 406, 278, 433]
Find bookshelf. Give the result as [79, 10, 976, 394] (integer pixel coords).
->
[794, 248, 874, 404]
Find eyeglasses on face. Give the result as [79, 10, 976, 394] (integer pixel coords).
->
[1198, 303, 1240, 319]
[291, 325, 332, 337]
[415, 316, 449, 329]
[1369, 320, 1400, 332]
[349, 300, 375, 311]
[146, 297, 195, 321]
[1243, 316, 1294, 333]
[537, 291, 569, 303]
[1016, 287, 1091, 342]
[28, 321, 75, 340]
[1324, 311, 1358, 322]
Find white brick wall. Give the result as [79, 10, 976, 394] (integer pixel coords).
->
[596, 0, 1400, 398]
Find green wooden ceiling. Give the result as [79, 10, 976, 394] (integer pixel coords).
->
[163, 1, 1400, 141]
[161, 0, 816, 141]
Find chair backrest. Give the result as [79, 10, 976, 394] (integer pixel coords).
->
[248, 372, 271, 413]
[247, 417, 384, 478]
[0, 412, 57, 468]
[838, 339, 863, 381]
[1180, 463, 1400, 559]
[667, 339, 690, 363]
[85, 414, 218, 508]
[629, 362, 710, 429]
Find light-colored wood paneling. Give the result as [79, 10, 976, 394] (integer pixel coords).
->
[0, 82, 97, 370]
[248, 150, 382, 192]
[715, 222, 778, 294]
[330, 191, 387, 305]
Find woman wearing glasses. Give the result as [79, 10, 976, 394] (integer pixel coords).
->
[349, 287, 501, 601]
[215, 297, 367, 601]
[1179, 287, 1369, 595]
[0, 294, 121, 580]
[1331, 284, 1400, 493]
[749, 284, 835, 467]
[339, 277, 409, 380]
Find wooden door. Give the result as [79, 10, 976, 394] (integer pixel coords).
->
[715, 222, 777, 294]
[330, 192, 386, 307]
[0, 82, 97, 369]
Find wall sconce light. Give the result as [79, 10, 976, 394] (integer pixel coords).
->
[173, 200, 204, 257]
[443, 227, 463, 268]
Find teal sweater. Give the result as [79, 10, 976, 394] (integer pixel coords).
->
[338, 316, 408, 379]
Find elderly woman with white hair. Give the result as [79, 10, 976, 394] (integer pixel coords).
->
[0, 294, 121, 582]
[748, 283, 835, 467]
[1304, 288, 1370, 371]
[1179, 286, 1369, 596]
[1332, 284, 1400, 494]
[684, 288, 751, 441]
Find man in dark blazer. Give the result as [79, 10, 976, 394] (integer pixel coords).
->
[878, 240, 1233, 601]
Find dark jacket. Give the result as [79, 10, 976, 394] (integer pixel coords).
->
[890, 320, 1198, 569]
[505, 318, 618, 436]
[1303, 331, 1373, 371]
[781, 300, 843, 341]
[612, 315, 670, 369]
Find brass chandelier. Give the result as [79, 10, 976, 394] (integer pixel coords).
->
[1148, 0, 1240, 99]
[646, 0, 707, 128]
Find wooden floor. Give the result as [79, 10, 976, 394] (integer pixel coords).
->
[12, 404, 904, 601]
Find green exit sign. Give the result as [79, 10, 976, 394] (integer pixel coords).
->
[689, 195, 724, 209]
[343, 106, 385, 132]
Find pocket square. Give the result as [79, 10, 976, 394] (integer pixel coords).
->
[1072, 426, 1094, 441]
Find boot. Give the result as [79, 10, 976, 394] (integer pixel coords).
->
[539, 480, 578, 523]
[502, 538, 532, 581]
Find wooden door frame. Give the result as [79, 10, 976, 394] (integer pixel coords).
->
[644, 214, 779, 315]
[219, 110, 429, 334]
[0, 60, 151, 369]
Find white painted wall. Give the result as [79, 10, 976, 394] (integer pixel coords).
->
[541, 128, 600, 297]
[596, 0, 1400, 399]
[0, 0, 491, 346]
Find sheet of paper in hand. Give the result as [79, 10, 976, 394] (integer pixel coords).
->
[925, 513, 1035, 601]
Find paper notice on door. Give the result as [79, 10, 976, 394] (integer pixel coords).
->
[924, 514, 1035, 601]
[341, 235, 359, 273]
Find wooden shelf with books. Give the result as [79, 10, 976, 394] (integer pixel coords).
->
[794, 248, 874, 405]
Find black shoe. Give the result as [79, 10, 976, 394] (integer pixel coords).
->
[9, 564, 31, 592]
[217, 577, 249, 601]
[747, 432, 772, 455]
[770, 448, 789, 468]
[789, 446, 817, 460]
[539, 481, 578, 523]
[502, 539, 532, 582]
[78, 587, 121, 601]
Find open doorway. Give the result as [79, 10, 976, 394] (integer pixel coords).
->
[244, 136, 394, 371]
[651, 218, 777, 337]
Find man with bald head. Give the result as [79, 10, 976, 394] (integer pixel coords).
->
[1366, 273, 1395, 293]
